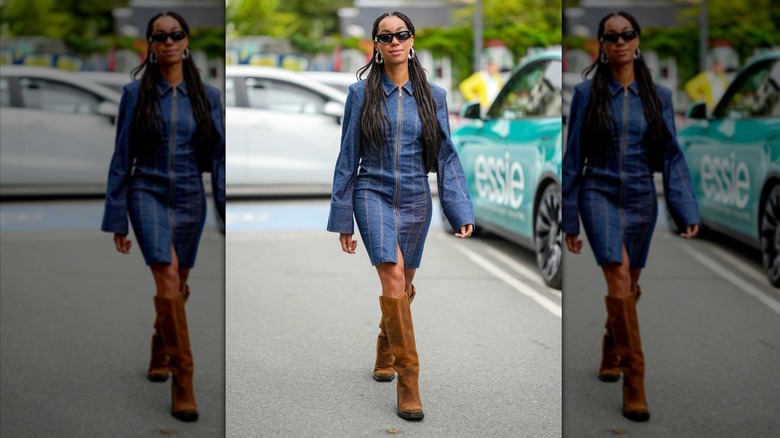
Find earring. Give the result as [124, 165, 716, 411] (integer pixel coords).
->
[408, 47, 415, 60]
[183, 48, 190, 59]
[148, 52, 158, 64]
[600, 51, 608, 64]
[634, 47, 641, 59]
[374, 52, 383, 64]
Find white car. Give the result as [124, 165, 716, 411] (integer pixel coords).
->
[225, 65, 348, 196]
[0, 66, 121, 196]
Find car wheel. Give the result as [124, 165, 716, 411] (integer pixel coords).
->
[534, 183, 563, 290]
[760, 184, 780, 287]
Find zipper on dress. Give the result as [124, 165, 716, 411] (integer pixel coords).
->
[168, 86, 178, 234]
[619, 87, 628, 228]
[393, 87, 403, 236]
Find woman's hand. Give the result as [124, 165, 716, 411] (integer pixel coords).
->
[455, 224, 474, 239]
[565, 233, 583, 254]
[680, 224, 699, 239]
[339, 233, 358, 254]
[113, 233, 132, 254]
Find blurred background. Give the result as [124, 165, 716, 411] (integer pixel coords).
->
[562, 2, 780, 436]
[0, 2, 226, 436]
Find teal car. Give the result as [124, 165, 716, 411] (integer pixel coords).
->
[678, 51, 780, 286]
[452, 52, 563, 289]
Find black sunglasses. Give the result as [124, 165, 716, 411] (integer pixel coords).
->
[149, 30, 187, 44]
[600, 30, 638, 44]
[374, 30, 413, 45]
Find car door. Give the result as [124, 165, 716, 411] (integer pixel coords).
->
[15, 76, 116, 186]
[476, 59, 560, 239]
[0, 76, 23, 185]
[685, 58, 778, 237]
[226, 76, 343, 186]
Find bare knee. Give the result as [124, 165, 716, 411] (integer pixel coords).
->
[376, 263, 405, 298]
[603, 265, 631, 298]
[151, 264, 180, 297]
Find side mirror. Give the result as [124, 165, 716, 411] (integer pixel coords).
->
[460, 101, 481, 119]
[323, 100, 344, 124]
[686, 101, 707, 120]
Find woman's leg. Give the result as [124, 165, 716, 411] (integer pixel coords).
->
[601, 245, 650, 421]
[152, 245, 199, 421]
[376, 244, 424, 420]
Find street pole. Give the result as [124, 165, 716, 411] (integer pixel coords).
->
[700, 0, 708, 71]
[474, 0, 483, 73]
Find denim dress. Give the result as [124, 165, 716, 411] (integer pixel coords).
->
[101, 78, 226, 269]
[562, 76, 699, 268]
[327, 72, 474, 268]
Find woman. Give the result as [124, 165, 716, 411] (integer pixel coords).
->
[327, 11, 474, 421]
[562, 11, 700, 422]
[101, 11, 225, 422]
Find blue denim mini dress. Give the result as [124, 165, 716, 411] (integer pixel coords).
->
[327, 72, 474, 268]
[101, 78, 225, 269]
[562, 76, 699, 268]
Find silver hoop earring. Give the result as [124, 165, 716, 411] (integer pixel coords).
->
[374, 52, 383, 64]
[634, 47, 641, 59]
[183, 48, 190, 59]
[148, 52, 158, 64]
[408, 48, 415, 60]
[600, 51, 608, 64]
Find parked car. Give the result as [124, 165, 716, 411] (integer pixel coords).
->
[79, 71, 133, 94]
[0, 66, 121, 196]
[451, 51, 564, 289]
[225, 65, 348, 196]
[301, 71, 356, 94]
[677, 51, 780, 287]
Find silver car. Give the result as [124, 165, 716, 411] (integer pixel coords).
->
[0, 66, 121, 196]
[225, 65, 349, 196]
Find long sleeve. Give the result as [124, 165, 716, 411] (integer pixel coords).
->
[434, 88, 474, 230]
[561, 84, 588, 235]
[659, 88, 700, 230]
[327, 85, 362, 234]
[209, 87, 226, 223]
[101, 85, 135, 234]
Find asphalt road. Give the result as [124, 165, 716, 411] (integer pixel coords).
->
[225, 199, 562, 438]
[562, 201, 780, 437]
[0, 200, 225, 437]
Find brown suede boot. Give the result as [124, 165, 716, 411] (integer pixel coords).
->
[606, 295, 650, 422]
[598, 285, 641, 382]
[148, 285, 191, 382]
[373, 286, 416, 382]
[154, 295, 199, 422]
[380, 294, 424, 421]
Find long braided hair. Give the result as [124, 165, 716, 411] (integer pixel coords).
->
[581, 11, 668, 169]
[356, 11, 441, 173]
[129, 11, 217, 172]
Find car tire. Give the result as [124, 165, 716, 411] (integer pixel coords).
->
[534, 183, 563, 290]
[760, 184, 780, 287]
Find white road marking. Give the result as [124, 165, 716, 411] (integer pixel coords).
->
[681, 245, 780, 316]
[452, 243, 562, 318]
[483, 246, 562, 297]
[708, 244, 771, 288]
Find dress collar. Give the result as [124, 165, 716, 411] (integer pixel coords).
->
[607, 72, 639, 96]
[381, 69, 414, 97]
[156, 75, 189, 96]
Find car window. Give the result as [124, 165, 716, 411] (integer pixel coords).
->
[19, 78, 101, 115]
[225, 77, 236, 107]
[245, 78, 327, 114]
[489, 60, 561, 119]
[0, 77, 9, 107]
[714, 59, 780, 119]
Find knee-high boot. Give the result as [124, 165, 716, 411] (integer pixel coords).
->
[606, 295, 650, 422]
[373, 286, 416, 381]
[599, 285, 641, 381]
[154, 295, 199, 422]
[380, 294, 424, 421]
[148, 285, 191, 382]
